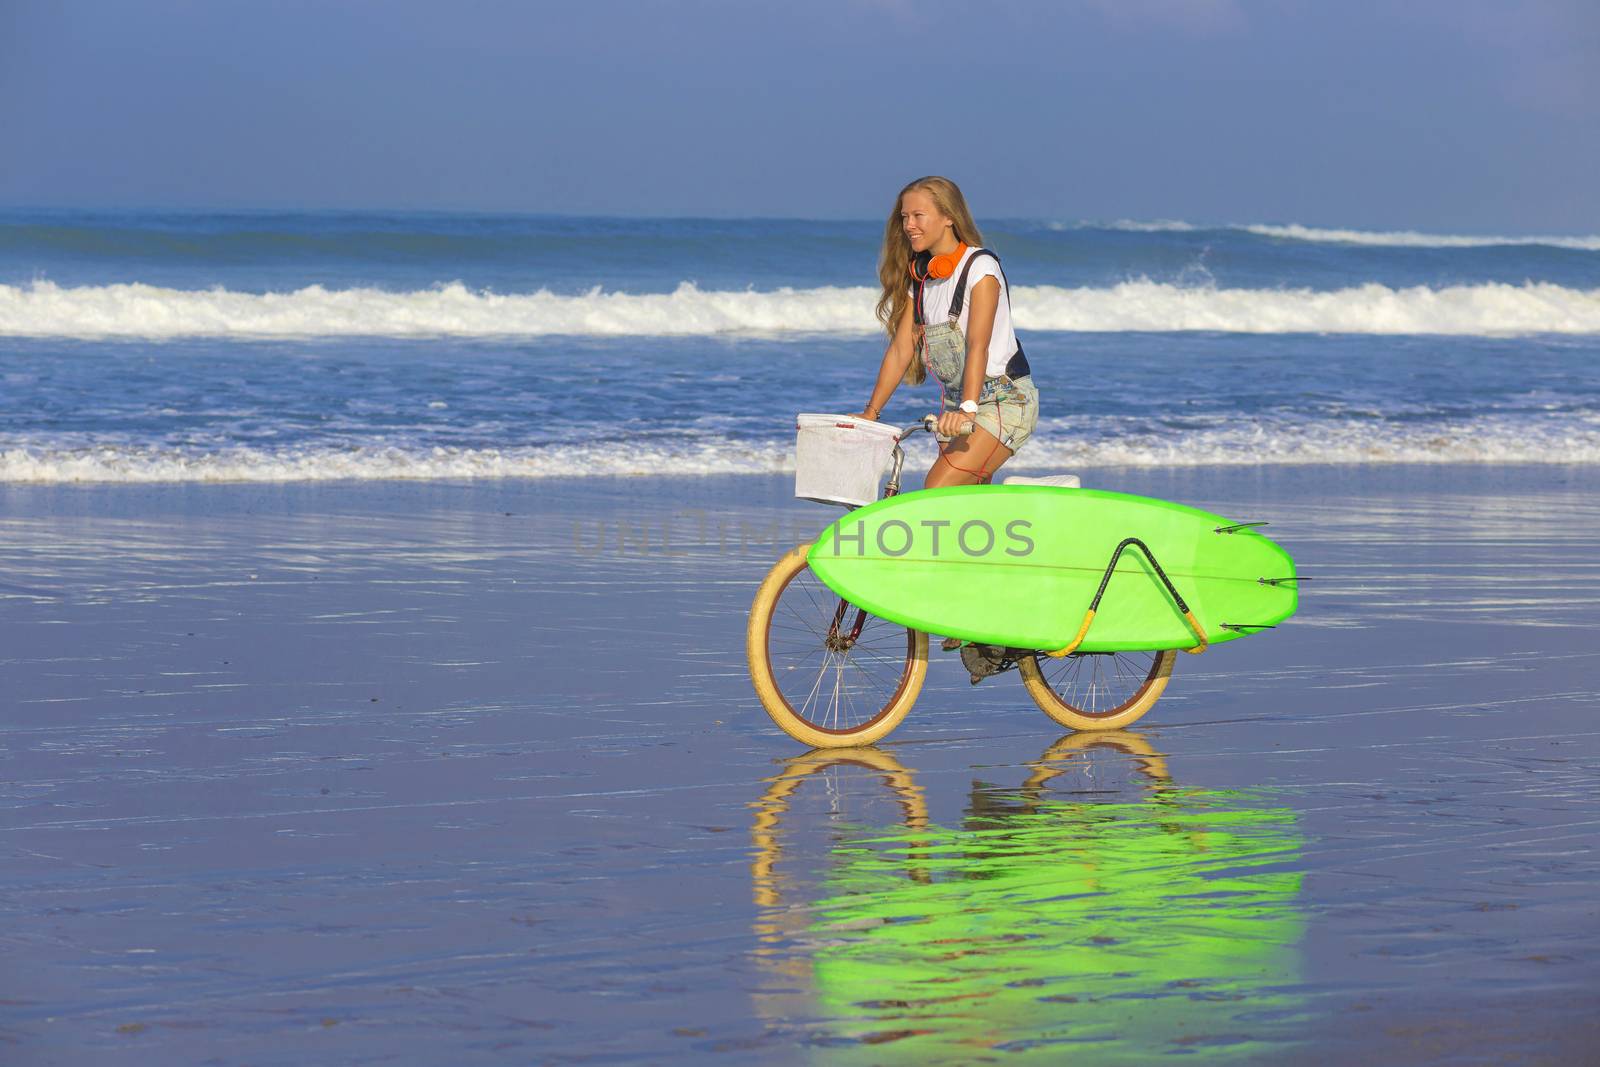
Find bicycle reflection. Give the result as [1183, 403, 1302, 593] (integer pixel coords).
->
[748, 734, 1306, 1063]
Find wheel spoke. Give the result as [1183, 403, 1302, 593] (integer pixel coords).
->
[1025, 649, 1173, 723]
[759, 557, 917, 736]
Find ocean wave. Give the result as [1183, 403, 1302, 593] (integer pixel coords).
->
[1241, 223, 1600, 251]
[3, 278, 1600, 339]
[1099, 219, 1199, 233]
[1021, 280, 1600, 334]
[0, 443, 780, 484]
[1074, 219, 1600, 250]
[0, 280, 874, 339]
[8, 421, 1600, 483]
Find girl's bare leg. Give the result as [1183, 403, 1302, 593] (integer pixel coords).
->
[924, 424, 1014, 489]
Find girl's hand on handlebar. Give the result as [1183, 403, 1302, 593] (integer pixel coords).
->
[935, 409, 978, 437]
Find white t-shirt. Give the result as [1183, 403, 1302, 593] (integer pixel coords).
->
[913, 247, 1018, 377]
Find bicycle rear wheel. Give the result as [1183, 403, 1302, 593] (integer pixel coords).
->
[747, 544, 927, 748]
[1018, 649, 1176, 731]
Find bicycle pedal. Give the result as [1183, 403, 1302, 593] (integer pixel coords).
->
[940, 637, 963, 652]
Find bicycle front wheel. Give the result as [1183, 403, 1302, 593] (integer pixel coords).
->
[1018, 649, 1176, 731]
[747, 544, 927, 748]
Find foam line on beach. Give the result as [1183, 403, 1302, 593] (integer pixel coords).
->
[3, 278, 1600, 339]
[8, 421, 1600, 483]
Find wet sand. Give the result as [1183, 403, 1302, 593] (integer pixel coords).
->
[3, 466, 1598, 1065]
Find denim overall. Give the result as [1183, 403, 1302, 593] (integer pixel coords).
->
[917, 252, 1039, 451]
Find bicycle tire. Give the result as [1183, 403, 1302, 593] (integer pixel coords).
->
[747, 544, 927, 748]
[1018, 649, 1176, 731]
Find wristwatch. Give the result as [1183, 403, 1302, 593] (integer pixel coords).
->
[958, 399, 979, 415]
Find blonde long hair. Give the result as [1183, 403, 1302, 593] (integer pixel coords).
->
[876, 176, 986, 385]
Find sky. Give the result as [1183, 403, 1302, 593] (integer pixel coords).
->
[1, 0, 1596, 230]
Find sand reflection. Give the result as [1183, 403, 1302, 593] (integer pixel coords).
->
[749, 734, 1307, 1063]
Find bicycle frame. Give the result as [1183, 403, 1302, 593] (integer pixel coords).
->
[826, 420, 933, 650]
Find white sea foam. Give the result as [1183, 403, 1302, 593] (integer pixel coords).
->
[0, 280, 876, 339]
[1068, 219, 1600, 249]
[1012, 419, 1600, 468]
[1019, 279, 1600, 334]
[3, 278, 1600, 339]
[0, 443, 785, 484]
[7, 419, 1600, 484]
[1100, 219, 1200, 233]
[1241, 223, 1600, 251]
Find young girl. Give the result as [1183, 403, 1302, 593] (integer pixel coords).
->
[854, 176, 1038, 487]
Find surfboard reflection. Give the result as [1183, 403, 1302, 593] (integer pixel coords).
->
[748, 734, 1307, 1063]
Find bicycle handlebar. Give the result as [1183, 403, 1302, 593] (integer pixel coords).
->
[878, 415, 973, 497]
[905, 415, 974, 437]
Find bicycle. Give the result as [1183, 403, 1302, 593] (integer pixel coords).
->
[747, 416, 1178, 748]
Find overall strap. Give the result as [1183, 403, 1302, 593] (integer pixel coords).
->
[950, 248, 1032, 379]
[948, 249, 1004, 321]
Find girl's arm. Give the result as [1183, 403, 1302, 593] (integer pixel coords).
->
[855, 301, 917, 420]
[936, 275, 1000, 436]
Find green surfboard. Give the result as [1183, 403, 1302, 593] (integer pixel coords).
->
[806, 485, 1297, 652]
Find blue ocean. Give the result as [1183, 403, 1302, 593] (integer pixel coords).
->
[2, 210, 1598, 482]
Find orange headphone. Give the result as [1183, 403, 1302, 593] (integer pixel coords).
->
[908, 241, 968, 282]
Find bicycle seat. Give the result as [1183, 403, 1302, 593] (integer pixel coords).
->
[1001, 473, 1081, 489]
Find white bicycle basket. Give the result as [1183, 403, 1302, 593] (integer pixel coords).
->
[794, 414, 902, 507]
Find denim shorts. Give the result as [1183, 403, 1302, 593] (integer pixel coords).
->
[941, 374, 1039, 451]
[921, 320, 1040, 452]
